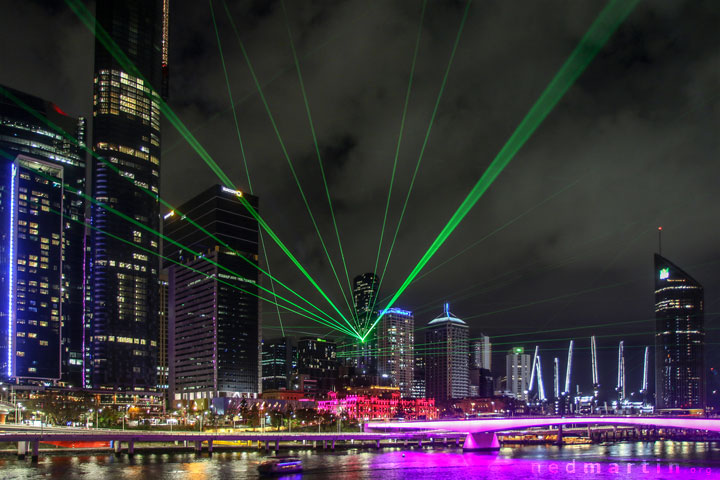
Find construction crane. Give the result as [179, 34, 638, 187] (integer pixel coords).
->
[591, 335, 600, 399]
[564, 340, 574, 395]
[529, 346, 539, 394]
[536, 354, 546, 401]
[640, 346, 650, 406]
[616, 341, 625, 403]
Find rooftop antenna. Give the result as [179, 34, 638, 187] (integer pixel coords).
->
[658, 226, 662, 255]
[444, 302, 449, 316]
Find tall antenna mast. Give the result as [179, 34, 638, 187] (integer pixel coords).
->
[564, 340, 574, 395]
[658, 226, 662, 255]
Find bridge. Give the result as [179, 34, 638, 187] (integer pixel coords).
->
[0, 425, 464, 460]
[365, 416, 720, 450]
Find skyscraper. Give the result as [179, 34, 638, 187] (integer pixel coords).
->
[0, 86, 86, 385]
[654, 254, 705, 409]
[353, 272, 379, 324]
[296, 337, 338, 393]
[165, 185, 260, 402]
[506, 347, 531, 401]
[470, 335, 491, 370]
[349, 272, 379, 373]
[262, 337, 294, 391]
[87, 0, 169, 390]
[425, 304, 469, 401]
[377, 308, 414, 397]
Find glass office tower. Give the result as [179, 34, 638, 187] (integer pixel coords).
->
[165, 185, 260, 401]
[654, 254, 705, 409]
[0, 86, 86, 385]
[88, 0, 169, 389]
[425, 303, 469, 401]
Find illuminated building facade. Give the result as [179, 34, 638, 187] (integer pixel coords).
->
[262, 337, 294, 391]
[654, 254, 705, 409]
[425, 304, 469, 401]
[506, 347, 532, 401]
[0, 87, 86, 385]
[165, 185, 260, 402]
[377, 308, 414, 396]
[296, 337, 337, 393]
[470, 335, 491, 370]
[87, 0, 169, 390]
[318, 388, 436, 420]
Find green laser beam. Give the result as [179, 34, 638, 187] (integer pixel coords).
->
[64, 0, 349, 334]
[0, 85, 343, 332]
[239, 195, 362, 339]
[368, 0, 428, 328]
[365, 0, 641, 341]
[411, 173, 587, 287]
[370, 0, 473, 333]
[209, 0, 285, 337]
[162, 4, 378, 157]
[45, 206, 345, 331]
[65, 0, 235, 189]
[280, 0, 358, 327]
[17, 157, 356, 337]
[222, 0, 358, 325]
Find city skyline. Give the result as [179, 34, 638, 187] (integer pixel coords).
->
[0, 0, 718, 402]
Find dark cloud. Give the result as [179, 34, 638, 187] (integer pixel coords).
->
[1, 0, 718, 395]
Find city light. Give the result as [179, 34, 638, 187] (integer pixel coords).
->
[7, 163, 17, 377]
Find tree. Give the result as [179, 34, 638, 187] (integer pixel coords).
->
[247, 404, 260, 428]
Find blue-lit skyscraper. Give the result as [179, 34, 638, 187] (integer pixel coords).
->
[654, 254, 705, 409]
[0, 86, 87, 385]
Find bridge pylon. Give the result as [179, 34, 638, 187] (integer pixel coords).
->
[462, 432, 500, 451]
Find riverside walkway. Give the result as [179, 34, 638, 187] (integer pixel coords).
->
[0, 425, 464, 460]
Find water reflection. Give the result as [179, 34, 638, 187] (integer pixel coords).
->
[3, 442, 720, 479]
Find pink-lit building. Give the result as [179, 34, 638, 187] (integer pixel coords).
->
[317, 390, 437, 420]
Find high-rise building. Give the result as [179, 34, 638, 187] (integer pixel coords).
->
[353, 272, 379, 323]
[412, 354, 426, 399]
[348, 272, 379, 373]
[0, 86, 86, 385]
[157, 273, 169, 393]
[262, 337, 294, 391]
[425, 304, 469, 401]
[470, 335, 491, 370]
[87, 0, 169, 390]
[377, 308, 414, 397]
[296, 337, 338, 393]
[506, 347, 532, 401]
[654, 254, 705, 409]
[165, 185, 260, 402]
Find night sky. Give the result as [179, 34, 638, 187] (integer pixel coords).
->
[0, 0, 718, 399]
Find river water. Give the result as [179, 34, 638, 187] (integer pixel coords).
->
[3, 441, 720, 479]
